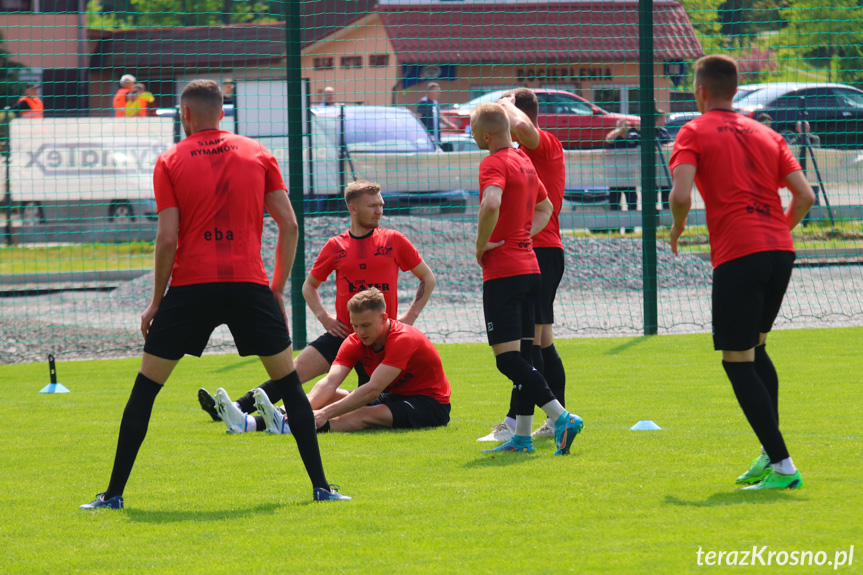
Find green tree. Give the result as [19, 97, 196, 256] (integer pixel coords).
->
[0, 31, 24, 106]
[87, 0, 280, 30]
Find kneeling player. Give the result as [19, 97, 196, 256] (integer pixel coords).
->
[252, 288, 451, 433]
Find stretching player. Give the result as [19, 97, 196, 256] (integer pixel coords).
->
[250, 288, 451, 434]
[471, 102, 583, 455]
[477, 88, 569, 442]
[80, 80, 349, 508]
[669, 55, 814, 489]
[204, 180, 436, 433]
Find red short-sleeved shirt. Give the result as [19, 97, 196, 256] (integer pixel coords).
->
[669, 110, 801, 268]
[309, 228, 422, 332]
[334, 319, 451, 404]
[153, 129, 286, 286]
[478, 147, 547, 281]
[523, 130, 565, 250]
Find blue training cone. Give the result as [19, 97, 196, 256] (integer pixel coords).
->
[39, 355, 70, 394]
[630, 420, 661, 430]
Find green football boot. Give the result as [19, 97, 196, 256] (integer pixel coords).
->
[742, 468, 803, 490]
[735, 453, 772, 485]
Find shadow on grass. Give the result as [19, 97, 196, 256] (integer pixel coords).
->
[125, 502, 282, 523]
[215, 358, 259, 373]
[463, 453, 539, 468]
[664, 490, 804, 507]
[605, 336, 652, 356]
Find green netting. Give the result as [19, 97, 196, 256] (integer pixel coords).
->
[1, 0, 862, 363]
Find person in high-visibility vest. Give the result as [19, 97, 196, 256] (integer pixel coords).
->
[10, 83, 44, 118]
[113, 74, 136, 117]
[125, 83, 155, 117]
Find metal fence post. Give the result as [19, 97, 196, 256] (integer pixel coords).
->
[639, 0, 658, 336]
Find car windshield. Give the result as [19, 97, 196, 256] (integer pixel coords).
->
[448, 89, 513, 110]
[733, 86, 762, 103]
[838, 89, 863, 109]
[345, 110, 436, 153]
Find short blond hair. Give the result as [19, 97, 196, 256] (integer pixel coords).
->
[344, 180, 381, 206]
[471, 103, 510, 137]
[347, 287, 386, 314]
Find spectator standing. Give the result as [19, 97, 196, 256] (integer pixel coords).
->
[9, 83, 43, 118]
[416, 82, 458, 143]
[113, 74, 136, 117]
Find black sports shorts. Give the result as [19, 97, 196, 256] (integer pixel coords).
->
[367, 392, 451, 429]
[482, 273, 541, 345]
[534, 247, 565, 325]
[712, 250, 795, 351]
[307, 331, 370, 385]
[144, 282, 291, 360]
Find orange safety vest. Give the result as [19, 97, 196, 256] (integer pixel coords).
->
[18, 96, 44, 118]
[113, 88, 131, 117]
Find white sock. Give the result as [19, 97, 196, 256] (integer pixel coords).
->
[233, 401, 242, 411]
[504, 416, 517, 431]
[244, 415, 257, 432]
[515, 415, 533, 437]
[761, 445, 768, 456]
[540, 399, 566, 423]
[546, 417, 554, 427]
[773, 457, 796, 475]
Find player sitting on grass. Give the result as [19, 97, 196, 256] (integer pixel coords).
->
[245, 288, 451, 433]
[669, 55, 815, 490]
[471, 102, 583, 455]
[200, 180, 435, 434]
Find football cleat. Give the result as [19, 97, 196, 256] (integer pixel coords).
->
[313, 485, 352, 501]
[742, 468, 803, 490]
[253, 388, 291, 435]
[79, 493, 124, 510]
[531, 419, 555, 438]
[553, 412, 584, 455]
[198, 388, 221, 422]
[482, 436, 534, 453]
[214, 388, 249, 434]
[476, 420, 515, 443]
[736, 453, 772, 485]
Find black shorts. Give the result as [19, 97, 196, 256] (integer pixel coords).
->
[144, 283, 291, 360]
[367, 393, 451, 429]
[307, 331, 370, 385]
[534, 247, 565, 325]
[483, 274, 541, 345]
[712, 250, 795, 351]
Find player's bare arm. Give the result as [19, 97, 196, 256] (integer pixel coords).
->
[497, 96, 540, 149]
[669, 163, 696, 256]
[314, 364, 401, 427]
[398, 261, 436, 325]
[306, 363, 353, 410]
[530, 197, 553, 237]
[782, 170, 816, 229]
[264, 188, 298, 324]
[302, 274, 350, 338]
[141, 207, 179, 339]
[476, 185, 505, 267]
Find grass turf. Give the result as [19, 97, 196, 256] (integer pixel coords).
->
[1, 327, 861, 574]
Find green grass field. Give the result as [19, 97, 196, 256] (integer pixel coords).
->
[0, 243, 153, 275]
[1, 328, 861, 574]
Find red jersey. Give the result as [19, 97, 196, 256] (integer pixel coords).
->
[153, 129, 286, 286]
[309, 228, 422, 332]
[478, 147, 547, 281]
[669, 110, 801, 268]
[334, 319, 451, 404]
[523, 130, 565, 250]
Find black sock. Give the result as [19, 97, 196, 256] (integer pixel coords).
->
[542, 344, 566, 408]
[531, 345, 544, 374]
[104, 373, 162, 499]
[254, 415, 266, 432]
[754, 345, 779, 424]
[722, 361, 789, 463]
[520, 339, 533, 364]
[235, 379, 281, 414]
[496, 351, 556, 416]
[271, 371, 329, 490]
[506, 386, 517, 420]
[317, 421, 331, 433]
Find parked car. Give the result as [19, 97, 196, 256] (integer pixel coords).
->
[664, 112, 701, 140]
[440, 89, 639, 149]
[311, 105, 438, 154]
[734, 83, 863, 149]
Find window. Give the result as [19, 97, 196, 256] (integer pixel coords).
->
[369, 54, 389, 67]
[314, 57, 334, 70]
[0, 0, 32, 11]
[836, 89, 863, 109]
[341, 56, 363, 69]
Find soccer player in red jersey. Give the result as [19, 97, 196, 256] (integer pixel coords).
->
[471, 102, 583, 455]
[252, 288, 451, 433]
[80, 80, 349, 509]
[669, 55, 815, 490]
[203, 180, 436, 434]
[477, 89, 570, 443]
